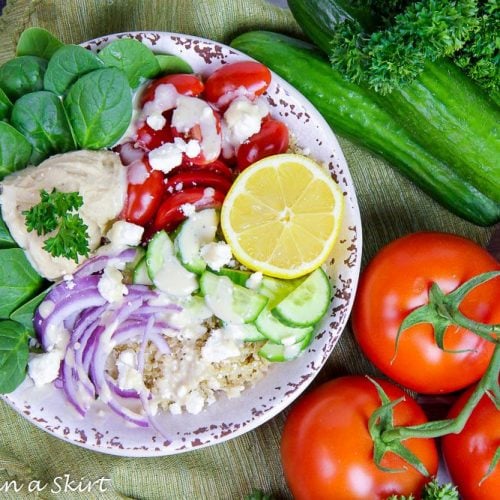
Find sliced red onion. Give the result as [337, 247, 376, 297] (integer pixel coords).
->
[73, 248, 139, 279]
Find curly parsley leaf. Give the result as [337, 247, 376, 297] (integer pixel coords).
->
[22, 188, 89, 262]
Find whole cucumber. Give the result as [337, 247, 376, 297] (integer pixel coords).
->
[230, 31, 500, 226]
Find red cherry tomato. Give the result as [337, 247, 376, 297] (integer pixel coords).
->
[281, 376, 439, 500]
[171, 108, 221, 165]
[152, 187, 226, 233]
[204, 61, 271, 109]
[140, 74, 204, 105]
[442, 386, 500, 500]
[168, 159, 235, 181]
[122, 159, 165, 226]
[135, 112, 173, 151]
[164, 167, 233, 194]
[236, 118, 289, 170]
[352, 232, 499, 394]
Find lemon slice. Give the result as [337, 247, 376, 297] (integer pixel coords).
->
[221, 154, 344, 279]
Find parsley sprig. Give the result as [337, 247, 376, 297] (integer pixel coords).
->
[23, 188, 90, 263]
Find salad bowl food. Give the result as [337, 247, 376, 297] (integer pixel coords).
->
[0, 31, 361, 456]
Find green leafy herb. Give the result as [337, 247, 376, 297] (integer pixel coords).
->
[16, 27, 64, 59]
[386, 477, 459, 499]
[155, 54, 193, 75]
[44, 44, 104, 96]
[98, 38, 160, 88]
[23, 188, 90, 263]
[0, 211, 17, 249]
[10, 288, 49, 335]
[0, 88, 12, 121]
[0, 121, 32, 180]
[0, 320, 31, 393]
[11, 90, 76, 165]
[0, 55, 47, 102]
[0, 248, 44, 318]
[64, 67, 132, 149]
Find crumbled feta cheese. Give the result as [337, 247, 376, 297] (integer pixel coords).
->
[116, 350, 144, 392]
[149, 142, 183, 173]
[28, 351, 61, 387]
[200, 241, 233, 271]
[98, 266, 128, 303]
[184, 139, 201, 159]
[146, 113, 167, 131]
[44, 324, 69, 353]
[223, 96, 268, 146]
[105, 220, 144, 248]
[180, 203, 196, 217]
[246, 272, 263, 290]
[185, 390, 204, 414]
[201, 328, 241, 362]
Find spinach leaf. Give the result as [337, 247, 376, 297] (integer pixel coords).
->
[11, 90, 76, 165]
[0, 88, 12, 121]
[16, 27, 64, 60]
[155, 54, 193, 75]
[0, 319, 30, 393]
[44, 44, 104, 96]
[0, 209, 16, 249]
[0, 56, 47, 101]
[0, 121, 32, 179]
[64, 67, 132, 149]
[10, 287, 49, 335]
[98, 38, 160, 88]
[0, 248, 44, 318]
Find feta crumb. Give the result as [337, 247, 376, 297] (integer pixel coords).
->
[223, 96, 268, 146]
[180, 203, 196, 217]
[28, 351, 61, 387]
[146, 113, 167, 131]
[149, 142, 183, 173]
[105, 220, 144, 248]
[98, 266, 128, 303]
[38, 300, 55, 319]
[184, 139, 201, 159]
[245, 271, 263, 290]
[116, 350, 144, 392]
[185, 390, 204, 414]
[200, 241, 233, 271]
[201, 328, 241, 362]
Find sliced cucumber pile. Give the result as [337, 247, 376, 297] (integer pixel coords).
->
[126, 208, 332, 363]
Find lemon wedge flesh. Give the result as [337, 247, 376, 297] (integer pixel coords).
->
[221, 154, 344, 279]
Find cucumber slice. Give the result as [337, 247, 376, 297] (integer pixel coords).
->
[255, 306, 313, 345]
[259, 275, 304, 308]
[132, 256, 152, 285]
[217, 267, 251, 287]
[199, 271, 267, 324]
[174, 208, 219, 274]
[239, 323, 267, 342]
[272, 267, 331, 327]
[146, 231, 198, 297]
[258, 330, 314, 362]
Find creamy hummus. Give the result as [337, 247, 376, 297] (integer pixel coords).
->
[0, 150, 126, 280]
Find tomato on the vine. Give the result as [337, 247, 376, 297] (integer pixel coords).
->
[237, 118, 289, 171]
[352, 232, 499, 394]
[442, 386, 500, 500]
[281, 376, 439, 500]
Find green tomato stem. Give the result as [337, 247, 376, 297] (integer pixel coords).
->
[382, 343, 500, 442]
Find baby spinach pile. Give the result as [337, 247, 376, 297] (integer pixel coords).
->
[0, 27, 192, 180]
[0, 27, 193, 393]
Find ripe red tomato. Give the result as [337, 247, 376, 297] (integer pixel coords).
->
[236, 118, 289, 170]
[204, 61, 271, 108]
[281, 376, 439, 500]
[442, 386, 500, 500]
[140, 73, 204, 105]
[164, 167, 233, 194]
[122, 159, 165, 226]
[135, 115, 173, 151]
[352, 232, 499, 394]
[152, 186, 226, 233]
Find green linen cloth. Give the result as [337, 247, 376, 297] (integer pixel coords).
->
[0, 1, 494, 498]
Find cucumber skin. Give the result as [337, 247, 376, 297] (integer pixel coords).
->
[230, 31, 500, 226]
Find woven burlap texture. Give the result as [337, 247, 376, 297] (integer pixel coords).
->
[0, 1, 493, 499]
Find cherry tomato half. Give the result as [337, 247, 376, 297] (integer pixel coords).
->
[140, 73, 204, 105]
[122, 159, 165, 226]
[281, 376, 439, 500]
[152, 186, 226, 233]
[204, 61, 271, 109]
[168, 159, 235, 181]
[164, 167, 233, 194]
[135, 111, 173, 151]
[352, 232, 499, 394]
[236, 118, 289, 171]
[442, 386, 500, 500]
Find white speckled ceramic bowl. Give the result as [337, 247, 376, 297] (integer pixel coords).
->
[2, 32, 362, 456]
